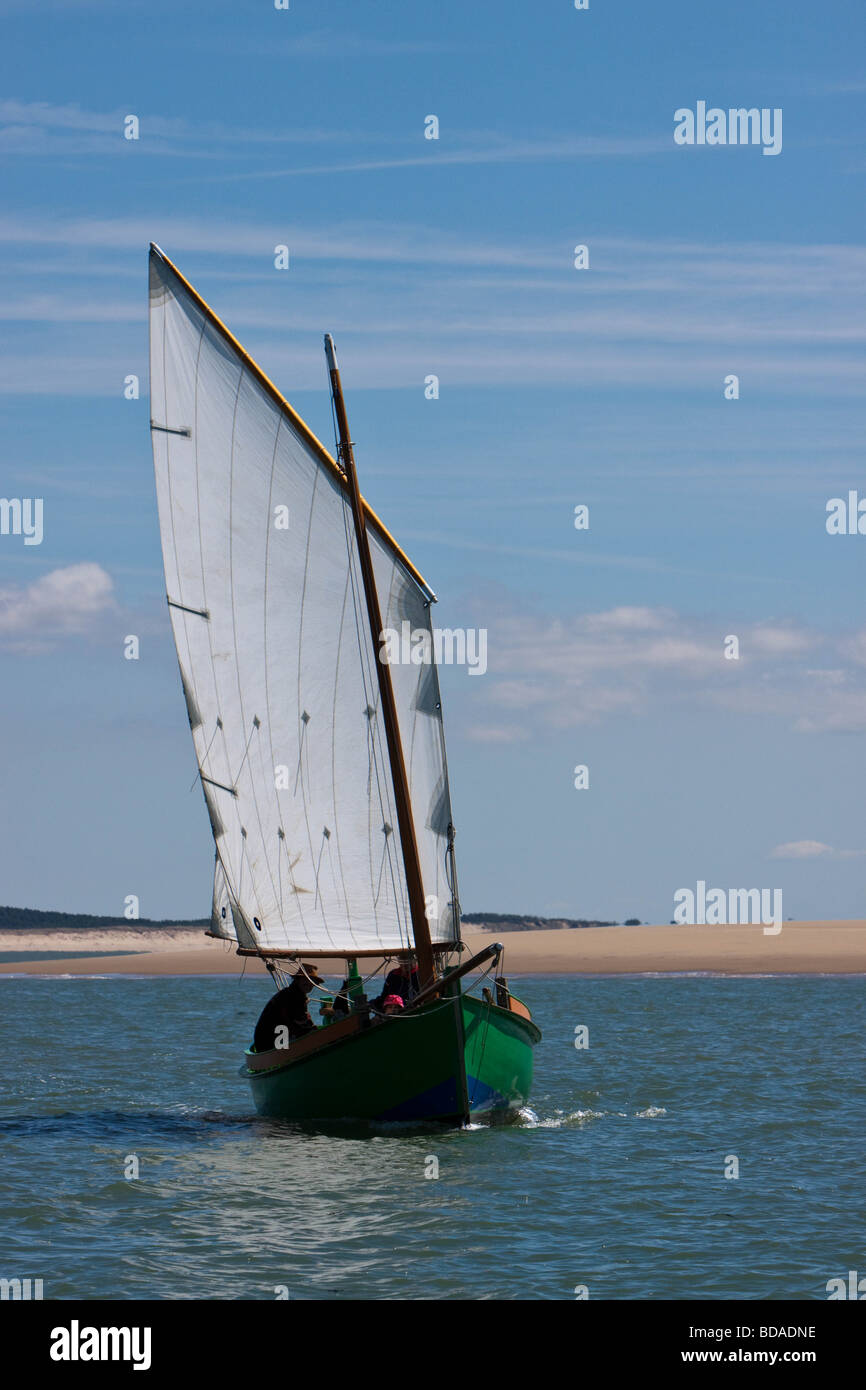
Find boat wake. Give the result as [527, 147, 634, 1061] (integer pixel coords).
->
[516, 1104, 668, 1128]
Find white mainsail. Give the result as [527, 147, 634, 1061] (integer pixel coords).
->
[149, 246, 460, 956]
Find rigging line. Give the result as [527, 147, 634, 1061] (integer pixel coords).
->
[232, 713, 263, 790]
[284, 472, 322, 950]
[158, 310, 214, 819]
[374, 832, 391, 908]
[278, 825, 321, 954]
[246, 716, 290, 925]
[370, 995, 463, 1020]
[327, 820, 344, 921]
[293, 719, 334, 946]
[329, 383, 342, 473]
[256, 954, 381, 990]
[342, 508, 410, 948]
[213, 844, 239, 933]
[264, 958, 286, 992]
[153, 290, 269, 948]
[209, 716, 265, 932]
[180, 310, 221, 816]
[366, 553, 414, 946]
[326, 398, 373, 939]
[431, 650, 461, 934]
[365, 668, 410, 941]
[251, 729, 288, 922]
[165, 306, 242, 931]
[292, 715, 308, 797]
[235, 834, 268, 947]
[223, 370, 284, 928]
[361, 959, 389, 986]
[277, 835, 283, 917]
[328, 562, 360, 929]
[443, 828, 462, 940]
[233, 819, 268, 939]
[278, 833, 307, 916]
[236, 832, 245, 908]
[370, 534, 448, 949]
[262, 411, 289, 925]
[334, 957, 393, 993]
[372, 557, 417, 924]
[294, 468, 337, 953]
[465, 958, 501, 1106]
[188, 717, 222, 793]
[157, 281, 190, 637]
[328, 367, 411, 953]
[295, 962, 338, 998]
[469, 1002, 492, 1108]
[312, 828, 330, 911]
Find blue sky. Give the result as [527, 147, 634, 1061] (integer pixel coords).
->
[1, 0, 865, 924]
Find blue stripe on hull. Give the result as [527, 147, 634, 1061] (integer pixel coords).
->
[374, 1074, 462, 1122]
[467, 1075, 508, 1114]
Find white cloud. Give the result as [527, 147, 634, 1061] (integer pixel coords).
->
[449, 603, 866, 738]
[0, 563, 115, 641]
[842, 629, 866, 666]
[583, 606, 670, 633]
[749, 625, 815, 656]
[771, 840, 866, 859]
[771, 840, 834, 858]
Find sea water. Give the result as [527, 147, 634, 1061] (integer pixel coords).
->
[0, 974, 863, 1300]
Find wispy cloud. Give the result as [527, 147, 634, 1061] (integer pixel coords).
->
[0, 99, 360, 159]
[0, 295, 141, 323]
[0, 99, 666, 174]
[0, 98, 673, 173]
[221, 29, 459, 59]
[195, 134, 672, 182]
[0, 215, 863, 395]
[800, 78, 866, 95]
[0, 0, 124, 8]
[457, 605, 866, 741]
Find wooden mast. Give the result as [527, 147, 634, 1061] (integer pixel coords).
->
[324, 335, 436, 991]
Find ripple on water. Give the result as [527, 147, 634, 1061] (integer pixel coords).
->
[0, 973, 862, 1299]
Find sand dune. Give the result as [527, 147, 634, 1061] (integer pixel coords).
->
[0, 921, 863, 976]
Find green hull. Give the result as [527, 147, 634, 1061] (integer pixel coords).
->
[244, 993, 541, 1124]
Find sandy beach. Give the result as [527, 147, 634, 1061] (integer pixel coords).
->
[0, 921, 863, 976]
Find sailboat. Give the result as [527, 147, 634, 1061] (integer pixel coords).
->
[148, 244, 541, 1123]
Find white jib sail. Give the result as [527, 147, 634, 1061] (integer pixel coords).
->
[149, 246, 460, 955]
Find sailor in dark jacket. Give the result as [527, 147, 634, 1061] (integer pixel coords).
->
[253, 964, 325, 1052]
[383, 957, 420, 1003]
[373, 956, 419, 1011]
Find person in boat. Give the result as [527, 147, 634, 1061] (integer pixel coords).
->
[381, 955, 420, 1005]
[253, 963, 325, 1052]
[330, 977, 353, 1019]
[381, 994, 404, 1016]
